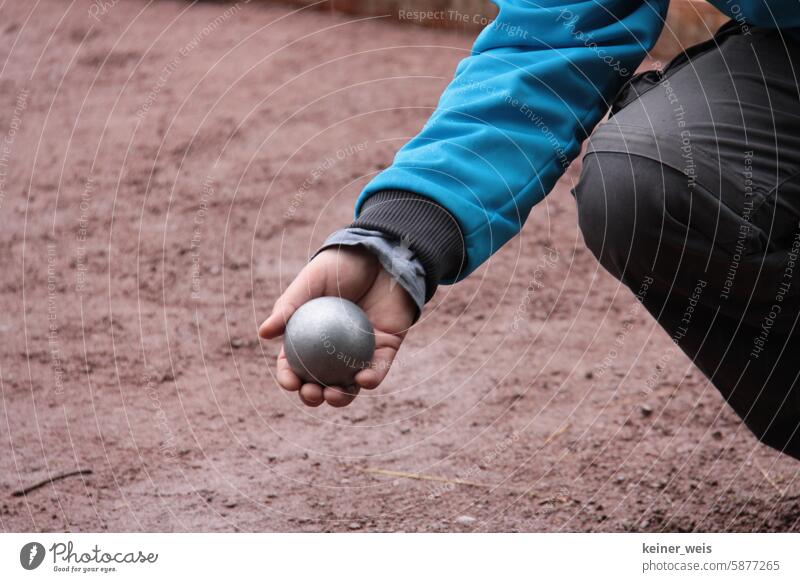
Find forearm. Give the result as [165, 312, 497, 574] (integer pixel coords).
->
[355, 0, 669, 293]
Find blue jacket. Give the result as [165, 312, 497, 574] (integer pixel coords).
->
[355, 0, 800, 284]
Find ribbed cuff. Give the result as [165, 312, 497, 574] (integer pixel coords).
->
[351, 190, 465, 302]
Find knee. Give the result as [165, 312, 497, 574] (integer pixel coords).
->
[574, 150, 660, 282]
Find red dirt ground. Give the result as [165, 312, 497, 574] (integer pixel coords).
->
[1, 0, 798, 532]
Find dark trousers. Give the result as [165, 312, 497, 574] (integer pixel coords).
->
[574, 21, 800, 460]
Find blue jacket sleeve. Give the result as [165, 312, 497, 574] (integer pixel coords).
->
[355, 0, 669, 283]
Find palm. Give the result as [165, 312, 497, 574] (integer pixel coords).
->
[259, 246, 416, 407]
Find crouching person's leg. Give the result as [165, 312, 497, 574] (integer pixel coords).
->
[574, 150, 800, 460]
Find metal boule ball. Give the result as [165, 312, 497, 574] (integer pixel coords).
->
[284, 297, 375, 387]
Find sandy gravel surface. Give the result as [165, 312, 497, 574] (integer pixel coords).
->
[0, 0, 798, 532]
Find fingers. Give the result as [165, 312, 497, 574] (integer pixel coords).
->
[323, 385, 359, 407]
[277, 350, 359, 407]
[295, 383, 359, 408]
[273, 333, 403, 406]
[354, 345, 395, 390]
[354, 326, 404, 390]
[275, 348, 302, 392]
[299, 383, 324, 407]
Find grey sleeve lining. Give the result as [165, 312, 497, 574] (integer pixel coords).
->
[351, 190, 465, 302]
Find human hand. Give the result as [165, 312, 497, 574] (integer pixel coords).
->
[259, 246, 416, 407]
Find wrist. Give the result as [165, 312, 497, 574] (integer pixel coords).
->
[352, 190, 465, 302]
[315, 227, 426, 317]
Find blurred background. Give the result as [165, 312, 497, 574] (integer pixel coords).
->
[279, 0, 730, 59]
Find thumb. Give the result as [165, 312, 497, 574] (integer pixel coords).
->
[259, 267, 325, 339]
[258, 246, 377, 340]
[258, 300, 297, 339]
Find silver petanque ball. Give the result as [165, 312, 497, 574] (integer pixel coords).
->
[284, 297, 375, 387]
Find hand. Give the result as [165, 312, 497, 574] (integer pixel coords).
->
[259, 246, 417, 407]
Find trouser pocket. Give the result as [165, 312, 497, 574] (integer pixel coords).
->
[609, 19, 744, 117]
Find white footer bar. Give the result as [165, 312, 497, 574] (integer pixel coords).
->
[1, 533, 798, 581]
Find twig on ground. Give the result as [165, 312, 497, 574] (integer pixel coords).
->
[363, 424, 572, 497]
[753, 459, 785, 497]
[12, 469, 93, 497]
[542, 422, 571, 447]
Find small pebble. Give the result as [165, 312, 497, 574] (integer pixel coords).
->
[348, 521, 362, 530]
[640, 404, 653, 417]
[455, 515, 477, 526]
[231, 338, 244, 349]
